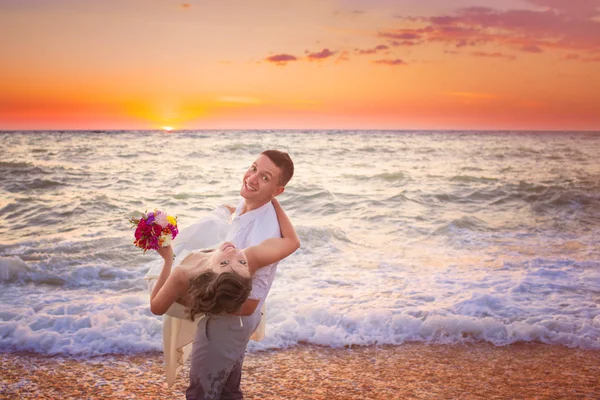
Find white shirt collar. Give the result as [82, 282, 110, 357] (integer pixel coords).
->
[233, 199, 271, 224]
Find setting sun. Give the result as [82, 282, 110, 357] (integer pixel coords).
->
[162, 126, 173, 132]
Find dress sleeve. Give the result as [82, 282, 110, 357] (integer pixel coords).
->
[171, 207, 232, 255]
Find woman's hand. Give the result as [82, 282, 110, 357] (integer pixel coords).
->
[156, 245, 174, 262]
[223, 204, 236, 214]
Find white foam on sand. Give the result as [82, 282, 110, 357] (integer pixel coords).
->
[1, 253, 599, 355]
[0, 290, 162, 355]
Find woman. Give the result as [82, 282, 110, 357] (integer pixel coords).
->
[145, 198, 299, 386]
[149, 198, 299, 318]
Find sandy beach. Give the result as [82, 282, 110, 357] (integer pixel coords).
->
[1, 343, 599, 399]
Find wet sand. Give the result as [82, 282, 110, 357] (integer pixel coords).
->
[1, 343, 599, 399]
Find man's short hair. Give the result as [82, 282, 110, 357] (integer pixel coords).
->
[261, 150, 294, 186]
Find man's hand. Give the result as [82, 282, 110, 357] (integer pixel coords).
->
[223, 204, 236, 214]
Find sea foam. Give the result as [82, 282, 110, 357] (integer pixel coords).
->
[1, 130, 600, 356]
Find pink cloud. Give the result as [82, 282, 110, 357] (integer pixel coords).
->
[336, 51, 350, 63]
[472, 51, 516, 60]
[437, 7, 600, 51]
[561, 53, 600, 62]
[265, 54, 298, 66]
[519, 44, 543, 53]
[390, 40, 420, 47]
[383, 4, 600, 57]
[378, 30, 422, 41]
[306, 48, 336, 61]
[373, 59, 406, 66]
[525, 0, 600, 16]
[355, 45, 389, 55]
[263, 3, 599, 68]
[456, 39, 477, 48]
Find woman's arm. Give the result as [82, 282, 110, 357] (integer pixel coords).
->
[149, 246, 188, 315]
[243, 198, 301, 274]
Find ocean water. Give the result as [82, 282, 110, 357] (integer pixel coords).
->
[1, 130, 599, 356]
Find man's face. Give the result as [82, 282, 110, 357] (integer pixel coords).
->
[240, 154, 284, 203]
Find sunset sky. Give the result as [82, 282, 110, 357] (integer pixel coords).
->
[1, 0, 599, 130]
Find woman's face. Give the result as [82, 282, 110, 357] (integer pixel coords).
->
[209, 242, 250, 278]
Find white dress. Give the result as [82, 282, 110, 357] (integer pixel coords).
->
[144, 206, 265, 388]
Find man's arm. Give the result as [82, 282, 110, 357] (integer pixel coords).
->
[230, 200, 298, 317]
[244, 198, 300, 274]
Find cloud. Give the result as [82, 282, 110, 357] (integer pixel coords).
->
[563, 53, 600, 62]
[456, 39, 476, 48]
[378, 30, 422, 41]
[471, 51, 516, 60]
[355, 45, 389, 55]
[373, 59, 406, 66]
[438, 7, 599, 51]
[334, 9, 366, 17]
[525, 0, 600, 16]
[390, 40, 420, 47]
[265, 54, 298, 66]
[384, 4, 600, 56]
[336, 50, 351, 63]
[265, 49, 337, 65]
[306, 48, 336, 61]
[262, 3, 599, 68]
[519, 44, 543, 53]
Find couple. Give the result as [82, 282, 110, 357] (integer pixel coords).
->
[145, 149, 299, 399]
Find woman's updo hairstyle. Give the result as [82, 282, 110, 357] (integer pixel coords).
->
[187, 270, 252, 320]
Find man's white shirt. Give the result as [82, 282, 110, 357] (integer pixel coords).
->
[226, 200, 281, 314]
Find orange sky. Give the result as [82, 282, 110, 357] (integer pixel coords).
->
[1, 0, 599, 130]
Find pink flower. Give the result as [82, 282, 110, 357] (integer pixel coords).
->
[148, 236, 159, 250]
[155, 212, 168, 228]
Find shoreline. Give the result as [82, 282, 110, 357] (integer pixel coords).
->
[1, 342, 599, 399]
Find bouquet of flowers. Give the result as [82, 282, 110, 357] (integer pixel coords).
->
[129, 210, 179, 252]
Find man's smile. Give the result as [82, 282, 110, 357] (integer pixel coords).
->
[244, 180, 257, 192]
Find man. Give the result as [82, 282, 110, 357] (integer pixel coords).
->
[186, 149, 296, 400]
